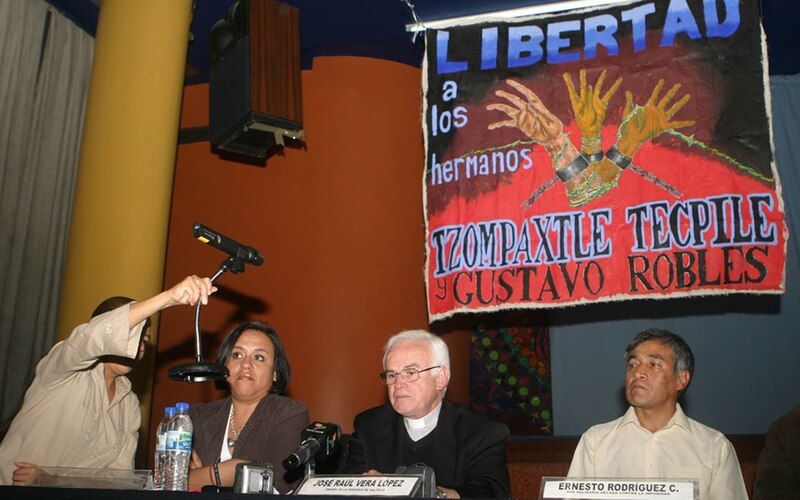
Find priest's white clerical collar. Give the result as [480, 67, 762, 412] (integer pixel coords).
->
[404, 401, 442, 441]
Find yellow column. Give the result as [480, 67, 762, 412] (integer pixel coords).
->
[57, 0, 191, 335]
[56, 0, 192, 466]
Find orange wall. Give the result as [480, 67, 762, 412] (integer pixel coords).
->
[148, 56, 470, 463]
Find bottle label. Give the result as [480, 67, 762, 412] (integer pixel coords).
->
[166, 430, 192, 451]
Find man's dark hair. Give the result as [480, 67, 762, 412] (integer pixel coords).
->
[216, 321, 291, 395]
[625, 328, 695, 379]
[91, 296, 135, 318]
[91, 296, 151, 331]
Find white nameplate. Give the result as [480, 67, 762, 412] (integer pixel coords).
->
[541, 477, 698, 499]
[295, 474, 420, 496]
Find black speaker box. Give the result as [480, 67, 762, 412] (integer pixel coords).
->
[209, 0, 302, 159]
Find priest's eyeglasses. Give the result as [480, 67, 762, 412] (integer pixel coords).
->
[380, 366, 440, 385]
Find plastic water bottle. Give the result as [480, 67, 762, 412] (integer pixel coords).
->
[165, 402, 193, 491]
[153, 406, 176, 490]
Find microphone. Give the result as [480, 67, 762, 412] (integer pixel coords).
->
[282, 422, 340, 470]
[193, 223, 264, 266]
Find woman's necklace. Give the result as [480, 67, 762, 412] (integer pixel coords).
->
[227, 405, 239, 448]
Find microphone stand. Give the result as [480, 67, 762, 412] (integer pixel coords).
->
[168, 255, 246, 382]
[305, 457, 316, 478]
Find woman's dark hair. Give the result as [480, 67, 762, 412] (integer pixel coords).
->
[216, 321, 291, 395]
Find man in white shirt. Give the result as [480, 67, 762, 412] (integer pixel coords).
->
[568, 328, 748, 500]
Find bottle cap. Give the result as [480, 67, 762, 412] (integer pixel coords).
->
[175, 402, 190, 412]
[165, 406, 176, 416]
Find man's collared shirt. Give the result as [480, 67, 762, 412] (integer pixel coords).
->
[568, 404, 748, 500]
[404, 401, 442, 441]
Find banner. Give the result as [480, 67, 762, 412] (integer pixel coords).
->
[422, 0, 787, 320]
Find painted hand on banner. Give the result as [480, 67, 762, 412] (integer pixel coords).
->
[486, 77, 694, 208]
[563, 69, 624, 199]
[583, 79, 693, 198]
[487, 79, 564, 147]
[487, 79, 596, 207]
[487, 79, 598, 205]
[563, 69, 622, 152]
[616, 79, 696, 157]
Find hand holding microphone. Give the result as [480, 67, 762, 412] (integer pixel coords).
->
[170, 275, 217, 306]
[168, 224, 262, 384]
